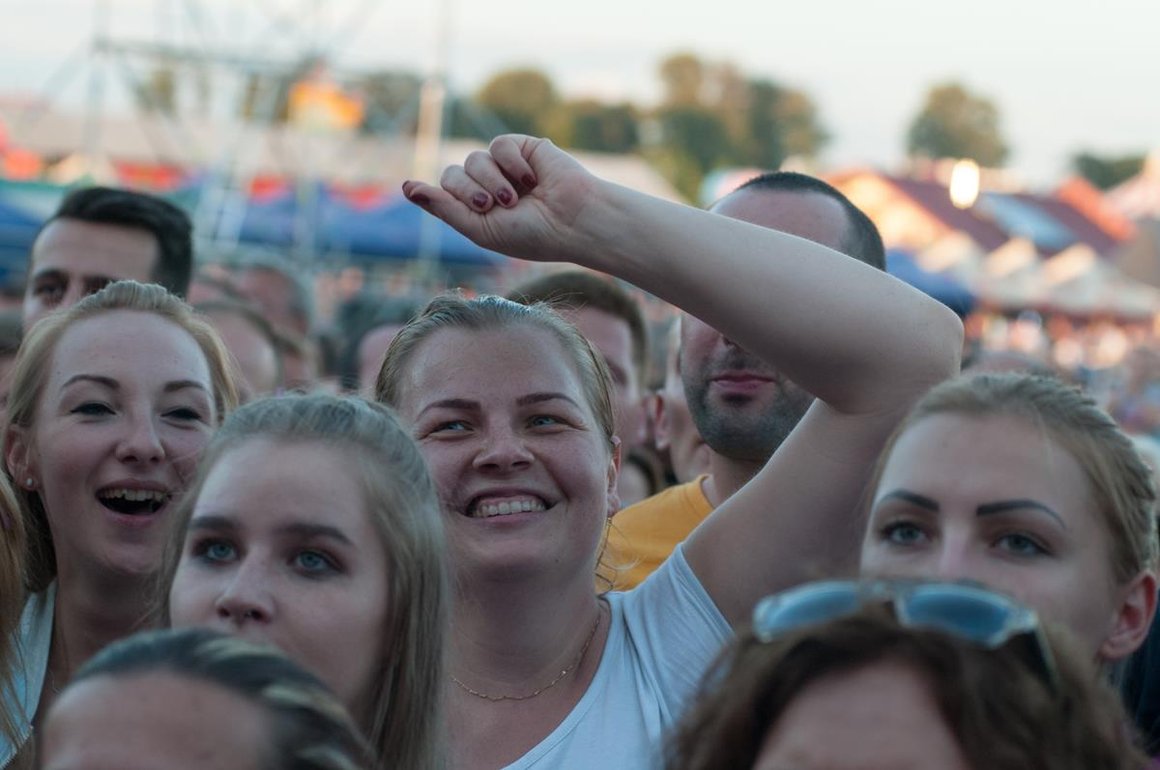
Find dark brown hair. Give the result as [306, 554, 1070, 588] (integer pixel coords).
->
[667, 606, 1146, 770]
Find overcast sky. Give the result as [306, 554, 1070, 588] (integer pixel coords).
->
[2, 0, 1158, 185]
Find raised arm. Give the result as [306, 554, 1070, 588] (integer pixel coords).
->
[406, 135, 963, 625]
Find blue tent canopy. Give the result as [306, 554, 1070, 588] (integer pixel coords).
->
[235, 186, 507, 267]
[0, 192, 45, 275]
[0, 178, 507, 270]
[886, 249, 975, 317]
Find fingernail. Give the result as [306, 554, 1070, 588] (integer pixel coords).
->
[472, 192, 490, 209]
[522, 173, 537, 189]
[496, 189, 513, 206]
[408, 191, 431, 206]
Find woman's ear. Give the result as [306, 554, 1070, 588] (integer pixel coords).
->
[606, 436, 622, 519]
[1100, 570, 1158, 661]
[5, 425, 35, 491]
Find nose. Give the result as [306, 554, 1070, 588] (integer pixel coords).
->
[115, 414, 166, 464]
[473, 425, 534, 471]
[930, 538, 975, 584]
[214, 562, 275, 626]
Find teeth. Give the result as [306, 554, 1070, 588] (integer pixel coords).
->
[472, 498, 546, 518]
[99, 488, 168, 503]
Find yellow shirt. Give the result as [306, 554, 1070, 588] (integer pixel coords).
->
[606, 476, 713, 590]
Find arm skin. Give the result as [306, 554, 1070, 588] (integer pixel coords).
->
[405, 135, 964, 625]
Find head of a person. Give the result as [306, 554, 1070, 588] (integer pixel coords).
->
[5, 280, 238, 594]
[654, 319, 709, 484]
[681, 173, 886, 464]
[347, 299, 420, 396]
[161, 394, 447, 770]
[234, 254, 314, 338]
[667, 588, 1145, 770]
[861, 373, 1159, 662]
[508, 270, 649, 448]
[196, 300, 284, 403]
[375, 294, 618, 583]
[24, 187, 193, 330]
[276, 331, 320, 394]
[41, 627, 373, 770]
[186, 268, 242, 306]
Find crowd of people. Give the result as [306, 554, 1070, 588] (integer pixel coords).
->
[1, 133, 1158, 769]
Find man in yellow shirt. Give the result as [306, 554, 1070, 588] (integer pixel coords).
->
[608, 172, 886, 589]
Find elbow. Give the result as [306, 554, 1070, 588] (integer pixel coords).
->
[916, 303, 966, 387]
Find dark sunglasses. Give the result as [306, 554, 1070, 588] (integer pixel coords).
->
[752, 580, 1059, 693]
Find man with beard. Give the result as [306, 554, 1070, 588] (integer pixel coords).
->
[608, 173, 885, 589]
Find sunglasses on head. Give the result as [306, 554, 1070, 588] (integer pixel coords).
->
[752, 580, 1059, 693]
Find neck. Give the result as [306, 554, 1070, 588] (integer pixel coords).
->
[52, 564, 156, 675]
[451, 571, 603, 692]
[702, 450, 765, 507]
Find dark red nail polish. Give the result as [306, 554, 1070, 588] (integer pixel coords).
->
[522, 173, 537, 189]
[472, 192, 490, 209]
[409, 191, 431, 206]
[496, 189, 513, 206]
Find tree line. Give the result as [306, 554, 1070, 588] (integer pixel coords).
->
[132, 52, 1147, 198]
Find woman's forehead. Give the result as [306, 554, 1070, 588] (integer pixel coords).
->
[879, 412, 1094, 510]
[407, 325, 586, 392]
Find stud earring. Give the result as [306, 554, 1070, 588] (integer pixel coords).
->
[24, 478, 34, 490]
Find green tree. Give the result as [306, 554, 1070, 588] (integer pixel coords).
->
[475, 68, 559, 136]
[659, 52, 706, 107]
[650, 53, 827, 197]
[906, 82, 1009, 166]
[547, 100, 639, 153]
[1072, 151, 1146, 190]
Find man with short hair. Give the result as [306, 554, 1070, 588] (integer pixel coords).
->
[609, 172, 886, 588]
[23, 186, 193, 330]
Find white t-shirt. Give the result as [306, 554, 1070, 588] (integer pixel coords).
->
[504, 544, 733, 769]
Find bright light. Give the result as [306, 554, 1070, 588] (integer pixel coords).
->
[949, 159, 981, 209]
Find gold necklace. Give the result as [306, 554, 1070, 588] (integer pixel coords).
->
[451, 609, 603, 702]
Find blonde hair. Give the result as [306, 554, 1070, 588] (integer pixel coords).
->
[5, 280, 239, 593]
[0, 472, 25, 747]
[873, 373, 1158, 584]
[157, 395, 447, 770]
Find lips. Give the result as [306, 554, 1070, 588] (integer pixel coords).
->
[96, 485, 171, 516]
[711, 370, 774, 385]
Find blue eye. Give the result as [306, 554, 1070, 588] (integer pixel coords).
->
[882, 522, 927, 546]
[194, 540, 236, 563]
[294, 550, 338, 575]
[996, 533, 1048, 557]
[529, 415, 563, 428]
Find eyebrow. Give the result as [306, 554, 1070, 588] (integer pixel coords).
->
[976, 499, 1067, 529]
[516, 392, 583, 409]
[61, 375, 210, 395]
[187, 515, 236, 533]
[417, 392, 583, 419]
[876, 490, 1068, 530]
[188, 516, 354, 545]
[875, 489, 940, 511]
[29, 268, 66, 282]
